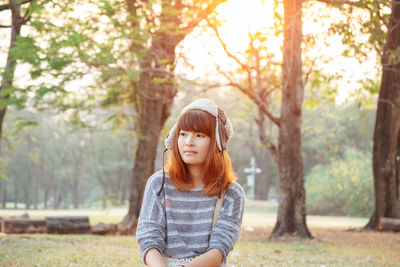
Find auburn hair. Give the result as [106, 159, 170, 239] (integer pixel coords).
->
[165, 109, 237, 196]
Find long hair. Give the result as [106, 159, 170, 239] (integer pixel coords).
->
[165, 109, 237, 196]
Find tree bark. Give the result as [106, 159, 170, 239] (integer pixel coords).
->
[270, 0, 311, 238]
[365, 0, 400, 230]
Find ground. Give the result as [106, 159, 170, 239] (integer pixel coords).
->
[1, 200, 399, 266]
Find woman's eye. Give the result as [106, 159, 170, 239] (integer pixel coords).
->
[180, 132, 187, 136]
[196, 133, 205, 138]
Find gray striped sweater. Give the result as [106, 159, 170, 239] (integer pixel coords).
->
[136, 170, 245, 266]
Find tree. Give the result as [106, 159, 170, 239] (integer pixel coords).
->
[366, 0, 400, 229]
[210, 0, 311, 237]
[0, 0, 31, 143]
[319, 0, 400, 230]
[0, 0, 34, 207]
[120, 0, 228, 232]
[269, 0, 312, 238]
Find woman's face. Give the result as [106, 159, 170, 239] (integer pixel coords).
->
[178, 130, 211, 167]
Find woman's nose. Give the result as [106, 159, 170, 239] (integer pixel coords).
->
[186, 134, 195, 146]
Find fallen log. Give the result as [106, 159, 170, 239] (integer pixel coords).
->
[378, 217, 400, 232]
[2, 218, 46, 234]
[46, 216, 90, 234]
[91, 223, 117, 235]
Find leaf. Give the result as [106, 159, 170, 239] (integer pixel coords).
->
[13, 119, 39, 135]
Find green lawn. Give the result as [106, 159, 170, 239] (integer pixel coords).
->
[1, 201, 399, 266]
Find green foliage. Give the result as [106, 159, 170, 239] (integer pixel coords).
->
[11, 36, 41, 65]
[13, 118, 39, 135]
[1, 110, 134, 208]
[302, 103, 375, 175]
[306, 149, 374, 217]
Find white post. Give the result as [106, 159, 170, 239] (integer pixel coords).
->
[243, 157, 261, 200]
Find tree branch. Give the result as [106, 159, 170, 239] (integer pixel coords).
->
[182, 0, 227, 35]
[220, 72, 280, 127]
[0, 0, 32, 12]
[313, 0, 362, 7]
[208, 19, 253, 74]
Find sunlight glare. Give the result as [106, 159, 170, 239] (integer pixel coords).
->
[215, 0, 275, 52]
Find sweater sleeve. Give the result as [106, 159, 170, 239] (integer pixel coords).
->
[136, 173, 166, 264]
[208, 182, 245, 258]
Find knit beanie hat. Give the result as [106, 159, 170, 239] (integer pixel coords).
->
[165, 98, 233, 151]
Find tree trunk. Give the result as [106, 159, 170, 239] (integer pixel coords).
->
[121, 83, 175, 232]
[1, 179, 6, 208]
[72, 161, 80, 209]
[72, 178, 79, 209]
[13, 177, 17, 209]
[23, 183, 31, 209]
[365, 0, 400, 230]
[0, 0, 24, 159]
[270, 0, 311, 238]
[53, 177, 61, 209]
[32, 172, 38, 209]
[44, 188, 49, 209]
[27, 135, 38, 210]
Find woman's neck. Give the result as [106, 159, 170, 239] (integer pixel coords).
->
[187, 165, 205, 189]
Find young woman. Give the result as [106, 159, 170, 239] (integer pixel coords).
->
[136, 98, 245, 267]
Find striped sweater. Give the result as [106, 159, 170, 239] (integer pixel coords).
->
[136, 170, 245, 266]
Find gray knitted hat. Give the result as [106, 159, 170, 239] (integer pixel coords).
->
[165, 98, 233, 151]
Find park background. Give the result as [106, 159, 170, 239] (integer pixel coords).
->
[0, 0, 400, 266]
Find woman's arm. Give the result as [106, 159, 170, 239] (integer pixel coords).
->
[136, 174, 167, 264]
[185, 248, 223, 267]
[208, 183, 246, 262]
[145, 248, 168, 267]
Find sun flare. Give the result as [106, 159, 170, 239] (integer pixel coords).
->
[215, 0, 275, 52]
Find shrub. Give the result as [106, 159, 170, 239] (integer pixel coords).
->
[305, 149, 374, 217]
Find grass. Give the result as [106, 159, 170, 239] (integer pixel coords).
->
[1, 200, 399, 266]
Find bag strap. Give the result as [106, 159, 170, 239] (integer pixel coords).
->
[212, 193, 225, 228]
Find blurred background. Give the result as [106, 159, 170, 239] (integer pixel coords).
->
[0, 0, 387, 221]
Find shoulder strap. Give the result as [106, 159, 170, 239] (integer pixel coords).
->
[212, 193, 225, 228]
